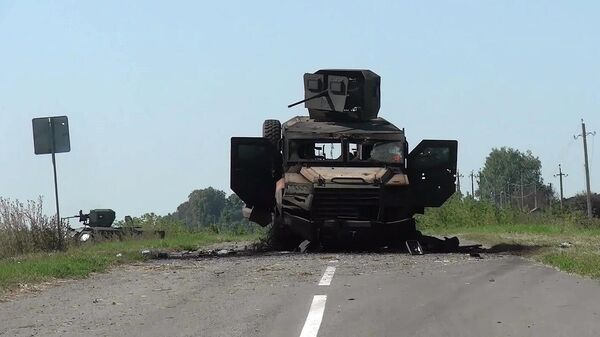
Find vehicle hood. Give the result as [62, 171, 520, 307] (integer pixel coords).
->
[300, 166, 391, 184]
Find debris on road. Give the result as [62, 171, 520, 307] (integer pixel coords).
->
[141, 234, 487, 260]
[559, 242, 573, 248]
[141, 249, 169, 259]
[216, 249, 231, 256]
[298, 240, 311, 253]
[142, 242, 271, 260]
[405, 240, 424, 255]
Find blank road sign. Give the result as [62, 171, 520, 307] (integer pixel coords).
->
[32, 116, 71, 155]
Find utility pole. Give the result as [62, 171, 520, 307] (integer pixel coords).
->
[534, 183, 538, 210]
[470, 170, 475, 198]
[469, 170, 482, 199]
[554, 164, 568, 210]
[477, 170, 483, 200]
[574, 119, 596, 218]
[520, 172, 524, 211]
[456, 170, 464, 194]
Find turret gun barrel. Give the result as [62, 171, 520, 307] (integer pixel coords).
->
[287, 89, 328, 108]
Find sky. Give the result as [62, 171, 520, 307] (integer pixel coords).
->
[1, 1, 599, 218]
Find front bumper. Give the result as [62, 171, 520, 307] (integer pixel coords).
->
[282, 213, 415, 244]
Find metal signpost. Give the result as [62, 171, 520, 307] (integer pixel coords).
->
[32, 116, 71, 249]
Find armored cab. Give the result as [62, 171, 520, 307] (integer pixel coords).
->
[231, 69, 457, 248]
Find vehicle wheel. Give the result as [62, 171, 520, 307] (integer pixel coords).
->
[262, 119, 281, 149]
[268, 222, 302, 251]
[389, 218, 420, 247]
[403, 218, 418, 236]
[77, 232, 93, 243]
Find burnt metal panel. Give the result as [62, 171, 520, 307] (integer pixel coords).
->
[407, 139, 458, 207]
[283, 117, 403, 139]
[230, 137, 279, 211]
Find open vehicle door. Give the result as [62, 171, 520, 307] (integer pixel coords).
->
[230, 137, 280, 225]
[408, 140, 458, 207]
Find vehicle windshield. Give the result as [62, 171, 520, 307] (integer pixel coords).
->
[350, 140, 404, 164]
[287, 139, 404, 164]
[288, 140, 343, 161]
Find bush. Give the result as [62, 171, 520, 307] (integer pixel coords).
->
[0, 197, 65, 259]
[417, 194, 600, 230]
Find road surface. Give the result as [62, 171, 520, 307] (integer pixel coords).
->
[1, 248, 599, 337]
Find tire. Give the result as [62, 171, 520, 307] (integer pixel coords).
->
[262, 119, 281, 149]
[268, 221, 303, 251]
[388, 218, 420, 248]
[77, 231, 93, 243]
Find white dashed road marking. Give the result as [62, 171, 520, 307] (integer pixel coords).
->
[299, 295, 327, 337]
[318, 266, 336, 286]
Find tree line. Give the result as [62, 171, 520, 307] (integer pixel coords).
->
[168, 187, 247, 230]
[471, 147, 597, 216]
[474, 147, 555, 210]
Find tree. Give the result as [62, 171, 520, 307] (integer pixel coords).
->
[220, 194, 245, 225]
[479, 147, 554, 209]
[173, 187, 227, 229]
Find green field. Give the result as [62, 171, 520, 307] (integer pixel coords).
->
[419, 196, 600, 279]
[0, 231, 263, 293]
[424, 224, 600, 279]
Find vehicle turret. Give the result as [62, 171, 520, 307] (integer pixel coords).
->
[288, 69, 381, 122]
[75, 209, 116, 227]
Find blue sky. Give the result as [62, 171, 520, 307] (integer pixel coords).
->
[1, 1, 599, 217]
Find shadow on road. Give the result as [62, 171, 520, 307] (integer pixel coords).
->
[480, 243, 548, 255]
[143, 235, 549, 260]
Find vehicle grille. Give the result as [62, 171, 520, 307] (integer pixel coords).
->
[312, 188, 381, 220]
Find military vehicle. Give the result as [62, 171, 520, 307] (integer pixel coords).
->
[231, 69, 457, 248]
[66, 209, 166, 242]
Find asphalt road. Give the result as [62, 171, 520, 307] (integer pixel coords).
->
[1, 248, 600, 337]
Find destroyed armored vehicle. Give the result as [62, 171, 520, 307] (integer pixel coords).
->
[66, 209, 165, 242]
[231, 69, 457, 248]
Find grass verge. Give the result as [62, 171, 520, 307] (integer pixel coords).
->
[0, 231, 263, 293]
[422, 223, 600, 279]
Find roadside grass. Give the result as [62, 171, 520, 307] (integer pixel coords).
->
[422, 223, 600, 279]
[0, 231, 263, 293]
[417, 194, 600, 278]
